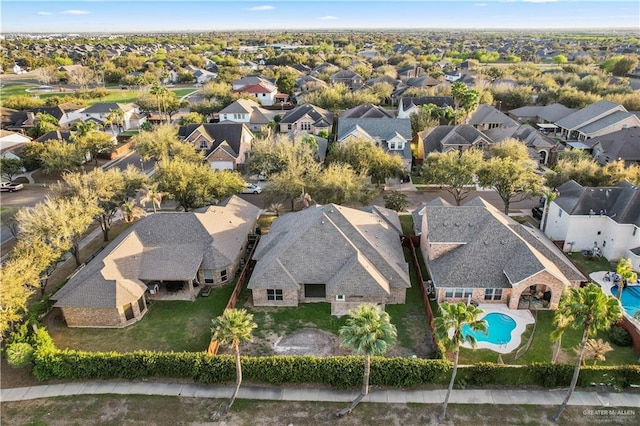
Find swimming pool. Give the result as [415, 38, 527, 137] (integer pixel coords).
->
[612, 285, 640, 318]
[461, 312, 516, 345]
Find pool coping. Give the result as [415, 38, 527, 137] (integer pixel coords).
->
[460, 304, 535, 354]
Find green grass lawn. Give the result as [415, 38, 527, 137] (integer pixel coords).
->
[0, 206, 20, 223]
[567, 252, 615, 277]
[399, 214, 414, 235]
[171, 88, 196, 98]
[458, 310, 638, 366]
[46, 283, 234, 353]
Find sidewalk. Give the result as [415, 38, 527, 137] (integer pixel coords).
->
[2, 382, 639, 407]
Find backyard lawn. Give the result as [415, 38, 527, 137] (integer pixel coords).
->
[567, 252, 616, 277]
[46, 283, 234, 353]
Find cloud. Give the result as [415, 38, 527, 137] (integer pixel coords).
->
[37, 11, 52, 16]
[319, 15, 339, 20]
[474, 3, 487, 6]
[62, 10, 91, 15]
[247, 5, 275, 11]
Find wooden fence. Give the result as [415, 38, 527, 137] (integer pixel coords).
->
[402, 236, 438, 351]
[207, 234, 260, 355]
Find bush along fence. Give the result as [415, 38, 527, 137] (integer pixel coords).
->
[31, 328, 640, 389]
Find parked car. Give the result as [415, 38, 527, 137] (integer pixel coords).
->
[242, 183, 262, 194]
[0, 181, 24, 192]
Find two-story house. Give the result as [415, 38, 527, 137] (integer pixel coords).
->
[178, 123, 254, 171]
[217, 99, 277, 132]
[278, 104, 333, 135]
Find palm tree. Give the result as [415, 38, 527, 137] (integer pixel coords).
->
[551, 312, 573, 364]
[139, 182, 165, 213]
[150, 85, 170, 123]
[210, 308, 257, 418]
[106, 109, 125, 134]
[336, 304, 397, 417]
[551, 283, 622, 422]
[434, 302, 487, 421]
[121, 199, 145, 223]
[615, 258, 638, 300]
[583, 338, 613, 365]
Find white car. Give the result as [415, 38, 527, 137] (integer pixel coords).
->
[1, 181, 24, 192]
[242, 183, 262, 194]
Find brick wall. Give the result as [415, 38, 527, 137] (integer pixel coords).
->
[61, 296, 147, 328]
[252, 288, 298, 307]
[510, 270, 566, 310]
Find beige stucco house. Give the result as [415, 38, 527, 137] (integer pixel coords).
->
[248, 204, 410, 316]
[53, 196, 260, 328]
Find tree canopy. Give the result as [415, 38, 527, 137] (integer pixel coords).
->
[421, 149, 483, 205]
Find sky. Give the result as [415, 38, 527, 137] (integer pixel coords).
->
[2, 1, 639, 33]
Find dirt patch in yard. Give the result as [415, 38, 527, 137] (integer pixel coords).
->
[272, 328, 346, 356]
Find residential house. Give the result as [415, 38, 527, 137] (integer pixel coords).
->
[278, 104, 334, 135]
[329, 69, 364, 89]
[52, 196, 260, 327]
[340, 104, 394, 119]
[588, 126, 640, 166]
[0, 130, 31, 164]
[178, 123, 254, 171]
[194, 69, 217, 84]
[35, 130, 73, 143]
[337, 117, 412, 170]
[235, 82, 278, 107]
[415, 197, 583, 310]
[468, 104, 519, 131]
[80, 103, 141, 131]
[231, 75, 275, 91]
[444, 71, 462, 82]
[248, 204, 410, 316]
[295, 75, 328, 93]
[554, 100, 640, 141]
[218, 99, 277, 132]
[544, 180, 640, 267]
[483, 124, 558, 165]
[397, 65, 424, 81]
[508, 103, 575, 134]
[3, 105, 83, 133]
[415, 125, 494, 160]
[397, 96, 454, 119]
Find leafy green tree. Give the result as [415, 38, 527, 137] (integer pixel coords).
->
[451, 82, 480, 122]
[0, 259, 35, 339]
[611, 56, 638, 77]
[434, 302, 487, 421]
[421, 149, 483, 205]
[383, 191, 409, 212]
[0, 157, 24, 182]
[477, 139, 543, 214]
[18, 142, 46, 171]
[248, 136, 319, 180]
[16, 196, 98, 266]
[28, 113, 59, 139]
[39, 140, 86, 174]
[615, 258, 638, 300]
[211, 309, 257, 417]
[179, 112, 206, 125]
[10, 239, 58, 295]
[309, 163, 375, 206]
[56, 166, 147, 241]
[74, 121, 98, 138]
[154, 159, 244, 211]
[275, 70, 297, 95]
[76, 131, 115, 165]
[552, 55, 568, 64]
[410, 106, 439, 135]
[337, 304, 397, 417]
[132, 124, 202, 162]
[551, 284, 622, 422]
[2, 95, 45, 110]
[328, 138, 405, 186]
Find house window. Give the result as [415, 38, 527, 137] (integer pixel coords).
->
[220, 269, 228, 282]
[138, 297, 146, 313]
[445, 289, 453, 298]
[203, 270, 214, 284]
[123, 303, 134, 321]
[494, 289, 502, 300]
[267, 289, 283, 301]
[485, 289, 493, 300]
[463, 288, 472, 298]
[336, 294, 345, 301]
[287, 124, 292, 130]
[199, 140, 208, 150]
[300, 122, 311, 131]
[454, 288, 463, 298]
[304, 284, 326, 298]
[484, 289, 502, 301]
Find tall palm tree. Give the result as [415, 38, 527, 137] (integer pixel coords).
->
[139, 182, 165, 213]
[615, 258, 638, 300]
[434, 302, 487, 421]
[210, 308, 257, 417]
[150, 85, 170, 123]
[336, 304, 397, 417]
[551, 283, 622, 422]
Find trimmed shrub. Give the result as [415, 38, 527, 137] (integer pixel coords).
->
[529, 363, 573, 387]
[608, 326, 632, 347]
[6, 342, 35, 367]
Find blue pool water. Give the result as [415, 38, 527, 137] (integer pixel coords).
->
[461, 312, 516, 345]
[612, 285, 640, 318]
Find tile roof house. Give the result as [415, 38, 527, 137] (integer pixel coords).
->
[415, 124, 494, 160]
[416, 197, 583, 310]
[178, 123, 254, 171]
[554, 100, 640, 141]
[588, 126, 640, 166]
[53, 196, 260, 327]
[544, 180, 640, 267]
[218, 98, 277, 132]
[337, 117, 412, 170]
[235, 82, 278, 106]
[397, 96, 454, 119]
[278, 104, 334, 135]
[248, 204, 410, 316]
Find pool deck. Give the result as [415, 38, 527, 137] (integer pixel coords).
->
[590, 271, 640, 331]
[460, 304, 535, 354]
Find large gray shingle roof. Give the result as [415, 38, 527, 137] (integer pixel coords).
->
[554, 100, 622, 130]
[279, 104, 333, 126]
[248, 204, 410, 296]
[54, 196, 260, 308]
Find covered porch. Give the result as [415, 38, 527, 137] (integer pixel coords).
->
[145, 279, 200, 301]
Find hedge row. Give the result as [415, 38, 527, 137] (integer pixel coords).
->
[32, 329, 640, 389]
